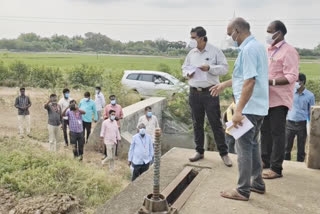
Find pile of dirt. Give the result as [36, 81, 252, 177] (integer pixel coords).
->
[0, 188, 83, 214]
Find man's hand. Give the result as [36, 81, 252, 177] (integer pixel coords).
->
[210, 83, 226, 97]
[232, 111, 244, 128]
[199, 65, 210, 72]
[94, 120, 97, 123]
[187, 72, 195, 79]
[128, 161, 131, 167]
[115, 117, 119, 121]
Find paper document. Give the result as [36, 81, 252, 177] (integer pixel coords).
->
[225, 116, 254, 140]
[182, 65, 207, 82]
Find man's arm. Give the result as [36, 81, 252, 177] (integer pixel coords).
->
[206, 48, 229, 76]
[308, 94, 316, 120]
[27, 97, 32, 108]
[44, 100, 50, 110]
[128, 137, 135, 166]
[269, 49, 299, 86]
[14, 97, 21, 109]
[149, 136, 154, 161]
[119, 106, 124, 119]
[233, 78, 256, 127]
[182, 53, 191, 78]
[209, 79, 232, 97]
[101, 94, 106, 108]
[104, 106, 109, 119]
[93, 103, 98, 122]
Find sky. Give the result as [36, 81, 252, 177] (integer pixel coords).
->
[0, 0, 319, 49]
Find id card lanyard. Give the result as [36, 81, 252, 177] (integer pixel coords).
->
[269, 42, 286, 61]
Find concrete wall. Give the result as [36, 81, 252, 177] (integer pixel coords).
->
[88, 97, 167, 158]
[306, 106, 320, 169]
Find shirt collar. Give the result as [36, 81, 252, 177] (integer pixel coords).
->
[195, 43, 210, 53]
[295, 88, 306, 95]
[268, 40, 285, 51]
[239, 35, 254, 51]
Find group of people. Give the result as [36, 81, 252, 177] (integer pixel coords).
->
[14, 87, 158, 181]
[14, 17, 316, 189]
[182, 18, 315, 201]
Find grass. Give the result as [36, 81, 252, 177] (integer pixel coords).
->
[0, 52, 318, 80]
[0, 137, 130, 213]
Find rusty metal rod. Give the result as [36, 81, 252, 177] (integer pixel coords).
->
[152, 128, 161, 200]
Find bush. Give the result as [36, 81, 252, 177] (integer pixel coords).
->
[306, 79, 320, 102]
[157, 63, 170, 73]
[0, 138, 127, 208]
[68, 64, 103, 88]
[9, 60, 30, 85]
[0, 61, 10, 81]
[29, 66, 63, 88]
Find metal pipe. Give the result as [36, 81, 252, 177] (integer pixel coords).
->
[152, 128, 161, 201]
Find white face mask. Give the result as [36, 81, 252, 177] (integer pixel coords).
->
[187, 39, 198, 49]
[225, 31, 238, 47]
[84, 98, 89, 102]
[295, 82, 301, 90]
[266, 31, 279, 45]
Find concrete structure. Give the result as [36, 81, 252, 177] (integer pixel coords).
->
[88, 97, 194, 158]
[96, 148, 320, 214]
[306, 106, 320, 169]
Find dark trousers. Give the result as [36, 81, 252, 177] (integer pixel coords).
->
[83, 121, 92, 143]
[225, 133, 236, 154]
[261, 106, 288, 175]
[189, 90, 227, 156]
[132, 163, 150, 181]
[62, 119, 69, 145]
[285, 120, 307, 162]
[70, 131, 84, 157]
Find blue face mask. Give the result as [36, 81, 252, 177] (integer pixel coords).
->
[111, 100, 116, 105]
[110, 115, 116, 121]
[147, 112, 152, 118]
[65, 93, 69, 99]
[139, 128, 146, 136]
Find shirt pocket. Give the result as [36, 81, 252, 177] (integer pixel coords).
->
[269, 58, 284, 75]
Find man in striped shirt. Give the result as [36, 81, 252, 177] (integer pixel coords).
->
[14, 88, 32, 138]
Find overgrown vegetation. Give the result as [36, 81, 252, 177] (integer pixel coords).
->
[0, 138, 129, 211]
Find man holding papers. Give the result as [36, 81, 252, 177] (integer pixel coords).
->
[210, 18, 269, 201]
[182, 26, 232, 167]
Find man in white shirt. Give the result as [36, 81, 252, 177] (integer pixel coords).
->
[182, 26, 232, 167]
[137, 106, 159, 143]
[95, 86, 106, 120]
[58, 88, 72, 146]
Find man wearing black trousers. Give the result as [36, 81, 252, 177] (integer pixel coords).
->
[182, 26, 232, 167]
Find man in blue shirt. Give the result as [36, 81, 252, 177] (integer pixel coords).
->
[210, 17, 269, 201]
[128, 123, 154, 181]
[285, 73, 315, 162]
[79, 92, 98, 143]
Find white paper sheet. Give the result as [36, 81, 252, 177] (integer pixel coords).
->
[182, 65, 207, 82]
[225, 116, 254, 140]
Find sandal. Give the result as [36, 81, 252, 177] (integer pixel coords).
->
[262, 170, 282, 179]
[220, 189, 249, 201]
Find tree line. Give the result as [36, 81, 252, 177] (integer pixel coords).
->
[1, 32, 319, 57]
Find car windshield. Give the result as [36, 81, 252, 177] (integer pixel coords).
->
[165, 75, 180, 84]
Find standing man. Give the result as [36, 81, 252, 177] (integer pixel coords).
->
[261, 20, 299, 179]
[128, 123, 154, 181]
[137, 106, 159, 143]
[58, 88, 72, 147]
[211, 17, 269, 201]
[79, 92, 98, 143]
[182, 26, 232, 166]
[44, 94, 62, 152]
[14, 87, 32, 138]
[285, 73, 315, 162]
[63, 101, 86, 161]
[100, 110, 121, 171]
[103, 95, 124, 158]
[95, 86, 106, 121]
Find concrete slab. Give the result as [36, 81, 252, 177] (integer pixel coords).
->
[96, 148, 320, 214]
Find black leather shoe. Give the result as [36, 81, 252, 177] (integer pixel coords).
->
[189, 152, 204, 162]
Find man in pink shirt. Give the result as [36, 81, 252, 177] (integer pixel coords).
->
[261, 20, 299, 179]
[103, 95, 123, 159]
[100, 110, 121, 170]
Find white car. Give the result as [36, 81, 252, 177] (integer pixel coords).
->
[121, 70, 187, 97]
